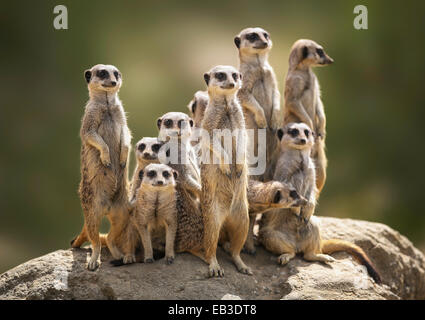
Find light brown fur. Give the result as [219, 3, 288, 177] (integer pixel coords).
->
[284, 39, 334, 194]
[200, 65, 251, 277]
[187, 91, 209, 128]
[71, 64, 132, 271]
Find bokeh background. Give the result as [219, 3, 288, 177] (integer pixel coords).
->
[1, 0, 424, 272]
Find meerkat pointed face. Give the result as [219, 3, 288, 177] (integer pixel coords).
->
[157, 112, 194, 141]
[139, 164, 178, 188]
[187, 91, 209, 128]
[234, 27, 272, 54]
[204, 65, 242, 95]
[277, 123, 315, 150]
[135, 137, 164, 163]
[289, 39, 334, 68]
[84, 64, 122, 93]
[269, 181, 308, 208]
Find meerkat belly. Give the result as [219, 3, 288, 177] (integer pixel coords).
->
[98, 109, 122, 170]
[252, 79, 273, 120]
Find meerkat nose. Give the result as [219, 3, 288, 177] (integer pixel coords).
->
[111, 81, 117, 86]
[157, 181, 164, 185]
[300, 139, 306, 144]
[143, 152, 150, 157]
[228, 83, 235, 88]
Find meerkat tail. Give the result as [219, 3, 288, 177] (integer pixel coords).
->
[321, 239, 381, 284]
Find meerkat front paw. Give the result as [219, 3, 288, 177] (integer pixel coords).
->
[123, 254, 136, 265]
[278, 253, 294, 265]
[166, 256, 175, 265]
[238, 265, 253, 275]
[220, 164, 232, 178]
[322, 255, 336, 263]
[100, 150, 112, 168]
[208, 263, 224, 278]
[87, 259, 100, 271]
[255, 113, 268, 129]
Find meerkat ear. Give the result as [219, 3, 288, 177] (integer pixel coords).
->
[84, 70, 92, 83]
[138, 169, 144, 180]
[240, 72, 243, 80]
[189, 118, 194, 127]
[273, 190, 282, 204]
[156, 117, 162, 130]
[191, 100, 197, 113]
[173, 170, 178, 180]
[203, 73, 210, 86]
[302, 46, 309, 60]
[277, 128, 284, 141]
[234, 36, 241, 49]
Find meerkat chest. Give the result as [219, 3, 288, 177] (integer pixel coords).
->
[98, 106, 123, 139]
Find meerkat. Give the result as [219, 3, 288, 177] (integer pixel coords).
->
[131, 163, 178, 264]
[200, 65, 251, 277]
[234, 27, 282, 180]
[284, 39, 334, 194]
[157, 111, 201, 201]
[129, 137, 164, 201]
[187, 90, 209, 128]
[70, 64, 132, 271]
[258, 123, 381, 283]
[242, 179, 307, 255]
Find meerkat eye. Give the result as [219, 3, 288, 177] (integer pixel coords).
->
[164, 119, 173, 128]
[232, 73, 238, 81]
[288, 129, 299, 137]
[290, 190, 299, 199]
[304, 130, 309, 137]
[151, 144, 161, 153]
[113, 71, 119, 79]
[138, 143, 146, 152]
[246, 33, 258, 42]
[147, 170, 157, 178]
[97, 69, 109, 79]
[215, 72, 226, 81]
[177, 119, 183, 128]
[316, 48, 324, 57]
[162, 171, 170, 179]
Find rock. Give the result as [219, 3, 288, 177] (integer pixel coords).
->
[0, 217, 424, 300]
[221, 294, 242, 300]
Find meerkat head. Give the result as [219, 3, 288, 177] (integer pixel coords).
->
[187, 91, 209, 128]
[248, 180, 307, 214]
[204, 65, 242, 95]
[234, 27, 272, 55]
[139, 164, 178, 188]
[157, 112, 194, 141]
[135, 137, 164, 164]
[289, 39, 334, 69]
[277, 123, 315, 151]
[84, 64, 122, 93]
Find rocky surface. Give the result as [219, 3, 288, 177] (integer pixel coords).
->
[1, 217, 424, 300]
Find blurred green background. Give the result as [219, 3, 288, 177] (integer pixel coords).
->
[1, 0, 424, 272]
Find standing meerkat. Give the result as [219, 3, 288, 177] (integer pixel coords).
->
[129, 137, 164, 201]
[187, 91, 209, 128]
[259, 123, 381, 284]
[284, 39, 334, 194]
[71, 64, 132, 271]
[157, 111, 201, 201]
[200, 65, 251, 277]
[234, 27, 282, 180]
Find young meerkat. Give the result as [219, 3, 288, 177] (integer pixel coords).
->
[187, 90, 209, 128]
[259, 123, 381, 283]
[157, 111, 201, 201]
[234, 27, 282, 180]
[284, 39, 334, 194]
[200, 65, 251, 277]
[132, 163, 179, 264]
[242, 179, 307, 255]
[71, 64, 132, 271]
[129, 137, 164, 201]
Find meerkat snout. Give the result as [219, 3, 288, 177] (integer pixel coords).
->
[204, 65, 242, 94]
[289, 39, 334, 69]
[157, 112, 194, 141]
[135, 137, 164, 161]
[84, 64, 122, 92]
[277, 123, 315, 150]
[140, 163, 178, 188]
[234, 27, 272, 53]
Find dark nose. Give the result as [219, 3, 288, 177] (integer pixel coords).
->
[157, 181, 164, 185]
[300, 139, 306, 144]
[290, 190, 299, 199]
[111, 81, 117, 86]
[143, 152, 150, 158]
[228, 83, 235, 88]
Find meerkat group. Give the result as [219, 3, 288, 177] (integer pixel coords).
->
[71, 28, 382, 284]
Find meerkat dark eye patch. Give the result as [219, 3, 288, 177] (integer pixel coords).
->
[232, 73, 238, 81]
[147, 170, 157, 178]
[138, 169, 144, 180]
[290, 190, 299, 199]
[246, 33, 259, 42]
[177, 119, 186, 129]
[304, 130, 309, 137]
[166, 148, 170, 157]
[302, 46, 309, 60]
[215, 72, 226, 81]
[316, 48, 324, 57]
[97, 69, 109, 79]
[164, 119, 173, 128]
[151, 144, 161, 153]
[288, 128, 299, 137]
[113, 71, 119, 80]
[273, 190, 282, 204]
[263, 33, 269, 39]
[138, 143, 146, 152]
[277, 128, 284, 141]
[191, 100, 197, 113]
[162, 171, 170, 179]
[173, 171, 178, 180]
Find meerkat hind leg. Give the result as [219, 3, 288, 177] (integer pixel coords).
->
[260, 228, 296, 266]
[71, 223, 88, 248]
[242, 214, 257, 255]
[303, 251, 335, 264]
[225, 216, 252, 275]
[85, 208, 104, 271]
